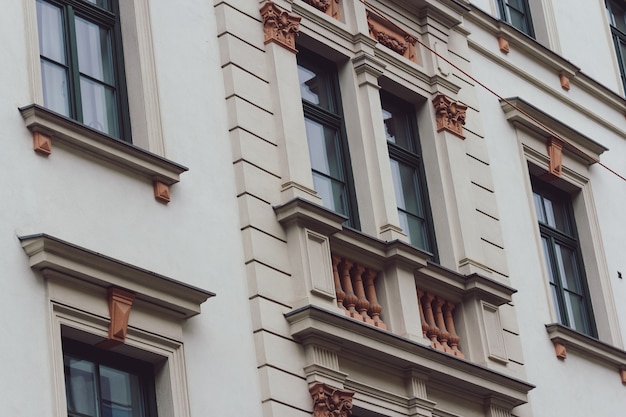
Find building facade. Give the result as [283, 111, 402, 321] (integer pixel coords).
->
[2, 0, 626, 417]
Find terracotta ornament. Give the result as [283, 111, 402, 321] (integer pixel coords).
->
[432, 94, 467, 139]
[309, 382, 354, 417]
[260, 1, 301, 54]
[98, 287, 135, 349]
[302, 0, 341, 20]
[153, 180, 171, 203]
[367, 11, 417, 63]
[33, 131, 52, 156]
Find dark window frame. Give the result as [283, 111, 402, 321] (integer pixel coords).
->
[496, 0, 535, 37]
[381, 92, 437, 257]
[36, 0, 131, 141]
[63, 338, 158, 417]
[532, 178, 597, 337]
[606, 0, 626, 91]
[297, 51, 360, 229]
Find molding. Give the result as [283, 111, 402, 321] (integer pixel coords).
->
[301, 0, 341, 20]
[286, 305, 534, 407]
[274, 197, 346, 236]
[19, 105, 188, 186]
[500, 97, 608, 164]
[19, 233, 214, 318]
[366, 10, 418, 64]
[546, 323, 626, 367]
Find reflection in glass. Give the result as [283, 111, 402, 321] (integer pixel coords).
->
[80, 77, 118, 135]
[41, 61, 70, 116]
[36, 0, 66, 64]
[65, 357, 100, 417]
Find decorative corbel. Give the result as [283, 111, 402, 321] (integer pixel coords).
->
[497, 36, 510, 54]
[620, 368, 626, 384]
[33, 131, 52, 156]
[309, 382, 354, 417]
[153, 180, 171, 203]
[432, 94, 467, 139]
[560, 73, 571, 91]
[553, 341, 567, 360]
[302, 0, 341, 20]
[541, 137, 564, 180]
[260, 1, 301, 54]
[98, 287, 135, 349]
[366, 11, 418, 63]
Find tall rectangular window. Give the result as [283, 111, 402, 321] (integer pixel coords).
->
[63, 339, 157, 417]
[532, 179, 596, 337]
[496, 0, 534, 37]
[607, 0, 626, 91]
[36, 0, 131, 141]
[382, 93, 435, 254]
[297, 52, 359, 228]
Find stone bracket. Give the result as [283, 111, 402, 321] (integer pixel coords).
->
[310, 382, 355, 417]
[261, 1, 301, 54]
[432, 94, 467, 139]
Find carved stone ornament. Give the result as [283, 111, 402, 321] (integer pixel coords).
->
[546, 137, 564, 179]
[153, 180, 171, 204]
[98, 287, 135, 349]
[302, 0, 341, 20]
[309, 382, 354, 417]
[33, 131, 52, 156]
[260, 1, 301, 54]
[560, 73, 571, 91]
[366, 11, 417, 63]
[432, 94, 467, 139]
[497, 36, 510, 54]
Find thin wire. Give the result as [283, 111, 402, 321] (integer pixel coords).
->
[359, 0, 626, 182]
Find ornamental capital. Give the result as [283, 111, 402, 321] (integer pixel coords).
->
[309, 382, 354, 417]
[260, 1, 301, 54]
[432, 94, 467, 139]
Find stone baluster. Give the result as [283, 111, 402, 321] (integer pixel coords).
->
[340, 259, 359, 318]
[351, 264, 371, 324]
[364, 268, 387, 330]
[332, 255, 346, 311]
[417, 289, 429, 339]
[434, 297, 452, 354]
[444, 301, 464, 358]
[423, 292, 442, 350]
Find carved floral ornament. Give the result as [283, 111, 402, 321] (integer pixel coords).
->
[302, 0, 341, 20]
[366, 11, 418, 63]
[260, 1, 301, 54]
[310, 382, 354, 417]
[432, 94, 467, 139]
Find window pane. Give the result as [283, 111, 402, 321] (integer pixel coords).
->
[549, 283, 564, 324]
[564, 291, 591, 334]
[305, 118, 342, 179]
[555, 244, 582, 293]
[541, 237, 556, 284]
[608, 0, 626, 34]
[36, 0, 66, 64]
[100, 366, 142, 417]
[533, 192, 546, 223]
[41, 61, 71, 116]
[381, 102, 413, 151]
[399, 210, 429, 251]
[82, 0, 110, 10]
[65, 357, 100, 417]
[80, 77, 119, 136]
[312, 172, 347, 215]
[297, 65, 333, 111]
[390, 159, 423, 216]
[75, 17, 114, 84]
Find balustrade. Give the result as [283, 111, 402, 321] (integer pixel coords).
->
[331, 255, 387, 330]
[417, 289, 464, 358]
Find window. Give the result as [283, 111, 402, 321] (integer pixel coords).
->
[606, 0, 626, 91]
[297, 52, 359, 228]
[381, 93, 435, 254]
[36, 0, 130, 141]
[63, 339, 157, 417]
[496, 0, 534, 37]
[532, 178, 596, 337]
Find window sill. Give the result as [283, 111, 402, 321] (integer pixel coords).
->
[19, 105, 188, 201]
[546, 323, 626, 379]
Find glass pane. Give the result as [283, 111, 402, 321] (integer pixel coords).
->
[608, 0, 626, 34]
[100, 366, 142, 417]
[399, 210, 429, 251]
[555, 243, 582, 293]
[541, 237, 556, 283]
[564, 291, 591, 334]
[80, 77, 119, 136]
[65, 356, 100, 417]
[298, 65, 333, 111]
[381, 101, 413, 151]
[36, 0, 66, 64]
[390, 159, 423, 217]
[75, 17, 114, 84]
[82, 0, 110, 10]
[312, 172, 347, 215]
[550, 283, 564, 324]
[533, 192, 546, 224]
[508, 9, 529, 33]
[305, 118, 342, 179]
[41, 60, 70, 116]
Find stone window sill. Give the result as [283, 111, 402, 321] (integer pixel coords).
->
[546, 323, 626, 382]
[19, 105, 188, 202]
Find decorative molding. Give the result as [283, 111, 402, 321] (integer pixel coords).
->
[97, 287, 135, 349]
[19, 105, 188, 194]
[33, 131, 52, 156]
[309, 382, 354, 417]
[260, 1, 301, 54]
[302, 0, 341, 20]
[19, 233, 214, 318]
[366, 11, 418, 64]
[154, 180, 171, 203]
[542, 137, 563, 180]
[559, 73, 570, 91]
[553, 341, 567, 359]
[497, 36, 510, 54]
[432, 94, 467, 139]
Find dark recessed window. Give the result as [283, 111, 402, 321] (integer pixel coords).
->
[532, 178, 596, 337]
[297, 51, 360, 228]
[606, 0, 626, 91]
[63, 339, 157, 417]
[36, 0, 131, 141]
[496, 0, 535, 37]
[382, 92, 436, 255]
